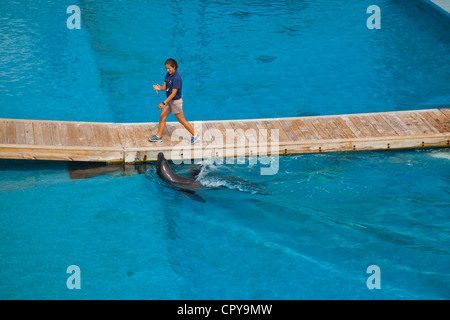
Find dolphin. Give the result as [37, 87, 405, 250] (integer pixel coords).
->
[156, 152, 269, 201]
[156, 152, 206, 202]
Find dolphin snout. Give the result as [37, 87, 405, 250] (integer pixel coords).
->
[156, 152, 165, 171]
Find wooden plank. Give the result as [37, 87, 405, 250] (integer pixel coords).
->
[221, 120, 244, 148]
[225, 121, 242, 145]
[416, 111, 442, 133]
[380, 113, 411, 136]
[371, 114, 399, 137]
[58, 123, 71, 146]
[66, 123, 80, 146]
[142, 123, 161, 145]
[395, 112, 427, 135]
[253, 120, 275, 144]
[132, 124, 150, 148]
[50, 122, 62, 146]
[332, 117, 358, 139]
[92, 125, 111, 147]
[74, 123, 87, 146]
[24, 122, 34, 145]
[32, 121, 44, 145]
[243, 122, 259, 146]
[163, 122, 181, 146]
[239, 121, 259, 157]
[227, 120, 251, 157]
[116, 124, 131, 149]
[311, 117, 336, 140]
[79, 123, 96, 147]
[200, 122, 213, 144]
[301, 118, 323, 140]
[251, 121, 269, 151]
[219, 120, 234, 131]
[279, 119, 300, 141]
[291, 119, 314, 140]
[15, 122, 26, 145]
[232, 121, 254, 142]
[157, 122, 172, 146]
[354, 114, 382, 137]
[285, 119, 306, 140]
[428, 109, 450, 132]
[252, 120, 268, 142]
[198, 122, 212, 145]
[413, 112, 440, 134]
[246, 121, 263, 143]
[327, 117, 348, 139]
[230, 121, 253, 145]
[91, 124, 106, 147]
[364, 115, 390, 137]
[266, 120, 290, 142]
[217, 121, 238, 159]
[101, 125, 114, 148]
[204, 122, 221, 145]
[137, 124, 151, 143]
[108, 124, 122, 147]
[41, 122, 53, 145]
[6, 121, 16, 144]
[340, 115, 365, 138]
[0, 145, 124, 162]
[417, 110, 450, 133]
[406, 112, 439, 134]
[0, 121, 7, 144]
[79, 123, 90, 146]
[212, 121, 226, 137]
[213, 121, 231, 145]
[439, 108, 450, 119]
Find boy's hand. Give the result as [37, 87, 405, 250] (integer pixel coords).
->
[153, 84, 161, 90]
[157, 103, 164, 109]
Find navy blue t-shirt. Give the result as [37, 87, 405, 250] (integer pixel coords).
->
[165, 71, 182, 100]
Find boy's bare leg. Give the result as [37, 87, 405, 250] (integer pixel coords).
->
[157, 108, 171, 137]
[175, 112, 195, 136]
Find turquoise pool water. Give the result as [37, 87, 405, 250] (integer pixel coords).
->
[0, 0, 449, 299]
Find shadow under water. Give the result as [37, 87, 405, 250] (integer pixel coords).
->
[68, 162, 152, 179]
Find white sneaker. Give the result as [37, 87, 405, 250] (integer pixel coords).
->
[191, 134, 200, 144]
[149, 135, 162, 142]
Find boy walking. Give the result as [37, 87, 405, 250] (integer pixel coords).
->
[149, 59, 200, 144]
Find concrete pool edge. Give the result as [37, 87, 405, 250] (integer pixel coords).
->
[419, 0, 450, 20]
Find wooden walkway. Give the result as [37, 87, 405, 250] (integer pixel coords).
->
[0, 108, 449, 163]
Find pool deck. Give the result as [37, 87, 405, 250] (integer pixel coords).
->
[0, 108, 449, 163]
[429, 0, 450, 14]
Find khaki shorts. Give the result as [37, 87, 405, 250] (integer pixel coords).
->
[163, 98, 183, 114]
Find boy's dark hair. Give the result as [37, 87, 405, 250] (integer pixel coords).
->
[165, 58, 178, 70]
